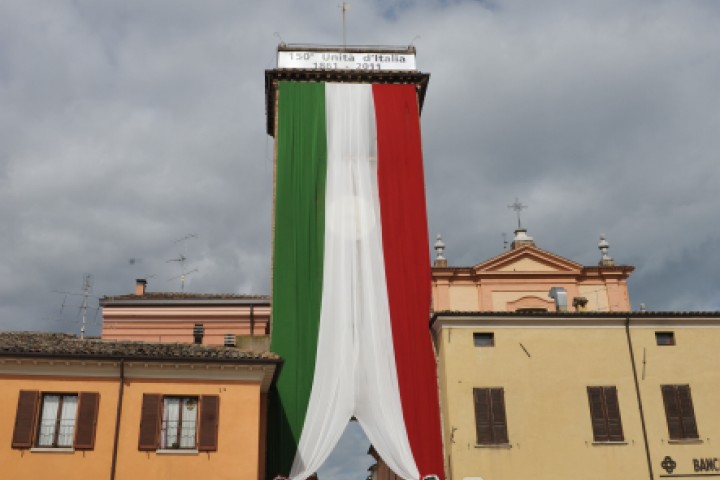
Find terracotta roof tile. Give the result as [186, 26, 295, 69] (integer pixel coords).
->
[0, 332, 280, 363]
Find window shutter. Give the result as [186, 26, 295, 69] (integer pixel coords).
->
[74, 392, 100, 450]
[473, 388, 492, 444]
[604, 387, 624, 442]
[138, 394, 161, 451]
[677, 385, 699, 439]
[490, 388, 509, 444]
[12, 390, 40, 448]
[587, 387, 609, 442]
[662, 385, 683, 440]
[198, 395, 220, 451]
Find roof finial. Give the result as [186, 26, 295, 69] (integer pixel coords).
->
[508, 197, 527, 230]
[433, 234, 447, 267]
[598, 234, 614, 266]
[508, 198, 534, 249]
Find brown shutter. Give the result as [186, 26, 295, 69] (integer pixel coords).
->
[677, 385, 699, 439]
[138, 394, 161, 451]
[198, 395, 220, 451]
[587, 387, 609, 441]
[490, 388, 509, 444]
[74, 392, 100, 450]
[604, 387, 624, 442]
[662, 385, 683, 440]
[12, 390, 39, 448]
[473, 388, 492, 444]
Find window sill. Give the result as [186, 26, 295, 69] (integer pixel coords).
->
[30, 447, 74, 454]
[668, 438, 703, 445]
[475, 443, 512, 449]
[592, 441, 628, 446]
[156, 449, 199, 455]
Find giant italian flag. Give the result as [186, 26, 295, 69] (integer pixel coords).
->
[268, 81, 444, 480]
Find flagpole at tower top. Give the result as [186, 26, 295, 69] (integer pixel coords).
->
[340, 2, 350, 47]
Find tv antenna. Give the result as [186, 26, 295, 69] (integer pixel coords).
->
[167, 234, 199, 292]
[54, 273, 99, 339]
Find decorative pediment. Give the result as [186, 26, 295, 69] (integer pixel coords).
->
[474, 245, 582, 274]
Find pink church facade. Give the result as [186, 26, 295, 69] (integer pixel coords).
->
[431, 230, 634, 313]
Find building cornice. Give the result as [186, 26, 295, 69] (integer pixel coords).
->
[265, 69, 430, 136]
[0, 357, 280, 392]
[431, 311, 720, 333]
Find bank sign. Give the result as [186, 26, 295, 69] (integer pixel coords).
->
[661, 456, 720, 477]
[277, 50, 417, 71]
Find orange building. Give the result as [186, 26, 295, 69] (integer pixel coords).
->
[101, 279, 270, 345]
[0, 332, 281, 480]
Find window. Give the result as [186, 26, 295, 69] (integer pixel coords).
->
[139, 394, 219, 452]
[11, 390, 99, 450]
[37, 394, 78, 447]
[587, 386, 624, 442]
[473, 332, 494, 347]
[656, 331, 676, 346]
[473, 388, 508, 445]
[161, 397, 198, 449]
[661, 385, 699, 440]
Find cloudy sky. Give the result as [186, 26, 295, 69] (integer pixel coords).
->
[1, 0, 719, 477]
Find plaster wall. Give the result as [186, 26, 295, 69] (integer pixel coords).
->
[102, 306, 271, 344]
[115, 378, 263, 480]
[437, 324, 650, 480]
[0, 376, 119, 480]
[0, 370, 266, 480]
[448, 285, 479, 311]
[629, 324, 720, 478]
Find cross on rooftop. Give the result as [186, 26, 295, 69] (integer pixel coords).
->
[508, 197, 528, 230]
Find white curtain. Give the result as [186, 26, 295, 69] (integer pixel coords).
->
[37, 395, 60, 447]
[37, 395, 77, 447]
[162, 398, 180, 448]
[180, 399, 197, 448]
[290, 83, 419, 480]
[57, 395, 77, 447]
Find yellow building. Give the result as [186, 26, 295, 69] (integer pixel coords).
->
[431, 232, 720, 480]
[0, 332, 281, 480]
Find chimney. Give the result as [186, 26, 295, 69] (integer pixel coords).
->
[193, 323, 204, 345]
[135, 279, 147, 296]
[548, 287, 568, 312]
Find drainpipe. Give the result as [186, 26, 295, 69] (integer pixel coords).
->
[110, 359, 125, 480]
[626, 316, 654, 480]
[250, 305, 255, 336]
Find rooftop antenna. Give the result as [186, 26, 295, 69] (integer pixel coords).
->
[508, 197, 528, 230]
[340, 2, 350, 47]
[166, 234, 199, 292]
[502, 232, 508, 250]
[54, 273, 99, 339]
[273, 32, 286, 48]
